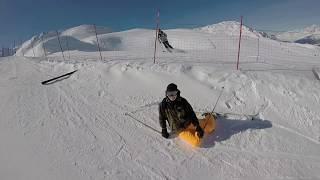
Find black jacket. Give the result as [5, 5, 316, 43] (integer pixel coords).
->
[159, 94, 199, 132]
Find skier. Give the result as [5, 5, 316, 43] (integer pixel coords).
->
[158, 29, 174, 50]
[159, 83, 215, 147]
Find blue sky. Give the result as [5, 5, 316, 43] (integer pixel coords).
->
[1, 0, 320, 47]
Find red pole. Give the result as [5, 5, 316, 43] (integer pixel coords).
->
[153, 9, 160, 64]
[236, 16, 243, 70]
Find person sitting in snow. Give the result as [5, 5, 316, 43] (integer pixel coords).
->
[159, 83, 216, 147]
[158, 29, 174, 50]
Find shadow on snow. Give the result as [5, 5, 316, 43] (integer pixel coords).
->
[201, 116, 272, 148]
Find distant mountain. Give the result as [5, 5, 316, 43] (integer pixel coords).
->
[275, 25, 320, 46]
[195, 21, 261, 38]
[295, 34, 320, 46]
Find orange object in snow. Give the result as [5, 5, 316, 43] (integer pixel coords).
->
[178, 113, 216, 147]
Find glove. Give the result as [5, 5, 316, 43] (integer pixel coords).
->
[195, 126, 204, 138]
[161, 128, 169, 139]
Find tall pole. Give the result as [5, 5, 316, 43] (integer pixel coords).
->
[93, 24, 103, 61]
[13, 40, 16, 55]
[56, 30, 65, 61]
[31, 40, 36, 57]
[211, 87, 224, 113]
[65, 36, 71, 60]
[41, 33, 48, 61]
[153, 9, 160, 64]
[20, 39, 24, 56]
[257, 37, 260, 62]
[236, 16, 243, 70]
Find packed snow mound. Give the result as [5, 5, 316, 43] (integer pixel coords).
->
[276, 25, 320, 45]
[61, 24, 112, 41]
[194, 21, 260, 38]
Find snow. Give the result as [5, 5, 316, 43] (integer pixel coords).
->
[1, 22, 320, 180]
[195, 21, 261, 38]
[276, 24, 320, 44]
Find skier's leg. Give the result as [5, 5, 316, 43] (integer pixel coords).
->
[168, 43, 173, 49]
[163, 42, 169, 49]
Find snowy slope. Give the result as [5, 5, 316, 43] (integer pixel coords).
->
[15, 25, 113, 57]
[2, 23, 320, 180]
[61, 24, 112, 41]
[1, 53, 320, 180]
[16, 22, 320, 59]
[195, 21, 261, 38]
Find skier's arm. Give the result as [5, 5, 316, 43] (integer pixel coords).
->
[184, 99, 204, 137]
[184, 99, 200, 127]
[159, 102, 170, 138]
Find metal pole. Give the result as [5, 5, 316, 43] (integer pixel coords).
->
[20, 39, 24, 56]
[153, 9, 160, 64]
[236, 16, 243, 70]
[31, 41, 36, 57]
[13, 40, 16, 55]
[93, 24, 103, 61]
[56, 30, 65, 61]
[257, 37, 260, 62]
[65, 36, 71, 60]
[211, 87, 224, 113]
[41, 33, 48, 61]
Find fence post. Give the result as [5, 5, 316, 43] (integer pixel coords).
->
[257, 36, 260, 62]
[31, 40, 36, 57]
[56, 30, 65, 61]
[65, 36, 71, 60]
[93, 24, 103, 61]
[236, 16, 243, 70]
[20, 39, 23, 56]
[13, 40, 16, 55]
[153, 9, 160, 64]
[41, 33, 48, 61]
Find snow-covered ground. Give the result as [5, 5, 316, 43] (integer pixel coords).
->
[1, 22, 320, 180]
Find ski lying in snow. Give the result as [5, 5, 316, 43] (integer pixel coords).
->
[41, 70, 77, 85]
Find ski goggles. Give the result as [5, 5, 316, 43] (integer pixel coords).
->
[166, 91, 178, 97]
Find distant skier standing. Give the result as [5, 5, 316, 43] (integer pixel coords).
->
[158, 29, 174, 50]
[159, 83, 216, 147]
